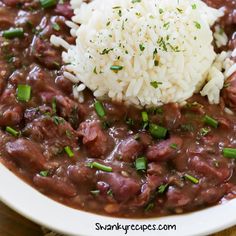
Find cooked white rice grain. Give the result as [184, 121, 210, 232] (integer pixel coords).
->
[51, 0, 236, 106]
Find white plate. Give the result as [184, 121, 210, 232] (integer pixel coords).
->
[0, 163, 236, 236]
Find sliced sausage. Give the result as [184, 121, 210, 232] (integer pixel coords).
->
[97, 172, 141, 202]
[146, 136, 183, 162]
[33, 175, 77, 197]
[5, 138, 48, 172]
[78, 121, 114, 158]
[117, 137, 143, 162]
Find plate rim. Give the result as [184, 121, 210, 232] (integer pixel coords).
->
[1, 163, 236, 236]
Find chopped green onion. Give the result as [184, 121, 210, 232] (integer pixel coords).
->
[64, 146, 74, 158]
[141, 111, 149, 123]
[90, 190, 100, 196]
[52, 97, 57, 113]
[66, 130, 72, 138]
[3, 28, 24, 39]
[90, 162, 112, 172]
[94, 101, 106, 118]
[39, 170, 49, 177]
[107, 189, 113, 196]
[131, 0, 141, 3]
[53, 116, 64, 125]
[52, 23, 60, 31]
[192, 4, 197, 9]
[133, 134, 140, 140]
[149, 124, 167, 139]
[135, 157, 147, 171]
[184, 174, 199, 184]
[158, 184, 168, 194]
[40, 0, 57, 8]
[170, 143, 178, 150]
[150, 81, 162, 89]
[199, 127, 211, 136]
[126, 117, 134, 127]
[5, 126, 19, 137]
[180, 124, 194, 132]
[145, 202, 154, 212]
[194, 21, 201, 29]
[110, 65, 123, 71]
[203, 115, 218, 128]
[17, 84, 31, 102]
[139, 44, 145, 51]
[222, 148, 236, 159]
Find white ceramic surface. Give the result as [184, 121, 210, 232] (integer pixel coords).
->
[0, 163, 236, 236]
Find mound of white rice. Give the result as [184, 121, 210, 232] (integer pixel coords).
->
[51, 0, 235, 106]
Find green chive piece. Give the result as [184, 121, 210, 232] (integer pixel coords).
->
[203, 115, 218, 128]
[170, 143, 178, 149]
[110, 65, 123, 71]
[107, 189, 113, 196]
[5, 126, 19, 137]
[199, 127, 211, 136]
[17, 84, 31, 102]
[39, 170, 49, 177]
[89, 162, 113, 172]
[139, 44, 145, 51]
[132, 0, 141, 3]
[184, 174, 199, 184]
[149, 123, 167, 139]
[194, 21, 201, 29]
[52, 97, 57, 113]
[135, 157, 147, 171]
[145, 202, 154, 212]
[52, 23, 60, 31]
[150, 81, 162, 88]
[40, 0, 57, 8]
[222, 148, 236, 159]
[3, 28, 24, 39]
[53, 116, 64, 125]
[90, 190, 100, 196]
[64, 146, 74, 158]
[94, 101, 106, 118]
[158, 184, 168, 194]
[141, 111, 149, 123]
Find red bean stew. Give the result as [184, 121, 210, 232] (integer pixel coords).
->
[0, 0, 236, 218]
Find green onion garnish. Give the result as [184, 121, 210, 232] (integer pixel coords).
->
[135, 157, 147, 171]
[149, 123, 167, 139]
[170, 143, 178, 150]
[141, 111, 149, 123]
[39, 170, 49, 177]
[53, 116, 64, 125]
[89, 162, 113, 172]
[5, 126, 19, 137]
[94, 101, 106, 118]
[203, 115, 218, 128]
[107, 189, 113, 196]
[52, 23, 60, 31]
[194, 21, 201, 29]
[184, 174, 199, 184]
[110, 65, 123, 71]
[17, 84, 31, 102]
[145, 202, 154, 212]
[3, 28, 24, 39]
[40, 0, 57, 8]
[222, 148, 236, 159]
[158, 184, 168, 194]
[199, 127, 211, 136]
[90, 190, 100, 196]
[64, 146, 74, 158]
[52, 97, 57, 113]
[139, 44, 145, 51]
